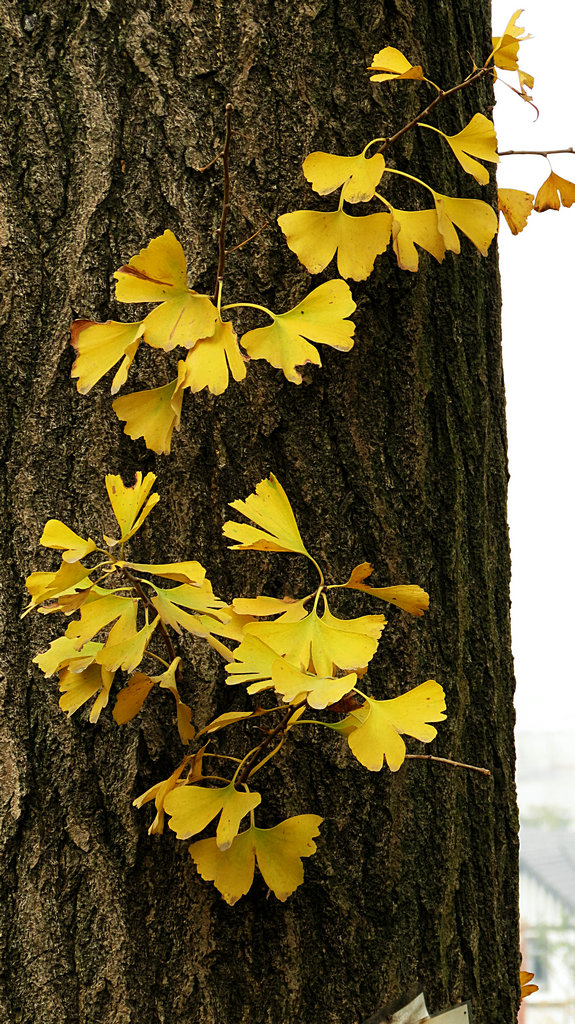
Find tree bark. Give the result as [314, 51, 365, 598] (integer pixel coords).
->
[0, 2, 519, 1023]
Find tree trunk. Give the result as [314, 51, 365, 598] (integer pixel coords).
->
[0, 2, 519, 1023]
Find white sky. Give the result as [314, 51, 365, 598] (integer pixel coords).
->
[490, 2, 575, 732]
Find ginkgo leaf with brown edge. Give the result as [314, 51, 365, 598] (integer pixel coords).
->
[534, 171, 575, 212]
[340, 680, 446, 771]
[71, 319, 144, 395]
[189, 814, 323, 905]
[177, 318, 246, 395]
[164, 782, 261, 851]
[278, 209, 392, 281]
[240, 280, 356, 384]
[112, 375, 184, 455]
[340, 563, 429, 616]
[303, 149, 385, 204]
[104, 471, 159, 545]
[223, 474, 311, 559]
[425, 113, 498, 186]
[368, 46, 424, 82]
[40, 520, 98, 563]
[498, 188, 534, 235]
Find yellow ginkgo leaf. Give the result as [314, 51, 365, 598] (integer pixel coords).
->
[71, 319, 144, 395]
[164, 782, 261, 851]
[303, 150, 385, 204]
[141, 293, 220, 352]
[271, 658, 357, 709]
[491, 11, 529, 72]
[104, 471, 159, 545]
[133, 756, 193, 835]
[24, 561, 94, 613]
[232, 596, 302, 617]
[190, 814, 323, 905]
[223, 474, 311, 558]
[123, 560, 206, 585]
[196, 710, 256, 739]
[65, 593, 138, 648]
[518, 69, 534, 98]
[114, 230, 189, 303]
[34, 637, 103, 677]
[96, 611, 160, 674]
[341, 567, 429, 617]
[113, 672, 157, 724]
[178, 318, 247, 395]
[498, 188, 534, 234]
[368, 46, 424, 82]
[534, 171, 575, 212]
[40, 520, 97, 563]
[432, 113, 499, 186]
[154, 657, 196, 744]
[226, 633, 293, 692]
[112, 377, 184, 455]
[345, 680, 446, 771]
[389, 207, 451, 272]
[433, 192, 499, 257]
[58, 663, 114, 722]
[278, 209, 392, 281]
[520, 970, 539, 1001]
[241, 280, 356, 384]
[150, 585, 217, 638]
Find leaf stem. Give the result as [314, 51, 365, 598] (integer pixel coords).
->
[221, 301, 274, 318]
[212, 103, 234, 306]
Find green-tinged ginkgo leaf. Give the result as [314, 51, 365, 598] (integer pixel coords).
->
[341, 565, 429, 616]
[190, 815, 323, 905]
[271, 658, 357, 708]
[430, 114, 499, 185]
[241, 280, 356, 385]
[114, 230, 189, 303]
[498, 188, 534, 234]
[96, 606, 159, 674]
[58, 663, 114, 722]
[133, 756, 193, 835]
[40, 520, 97, 563]
[433, 192, 499, 256]
[244, 595, 385, 677]
[112, 377, 184, 454]
[278, 209, 392, 281]
[303, 150, 385, 203]
[104, 471, 159, 545]
[24, 561, 95, 613]
[34, 636, 103, 677]
[490, 10, 529, 72]
[122, 560, 206, 585]
[65, 593, 138, 648]
[70, 319, 144, 395]
[178, 318, 247, 395]
[388, 207, 450, 272]
[344, 680, 446, 771]
[368, 46, 424, 82]
[164, 782, 261, 851]
[223, 474, 311, 558]
[534, 171, 575, 212]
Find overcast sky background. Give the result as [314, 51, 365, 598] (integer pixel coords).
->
[490, 1, 575, 733]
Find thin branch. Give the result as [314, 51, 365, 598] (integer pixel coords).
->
[225, 221, 269, 254]
[376, 66, 491, 155]
[196, 152, 223, 174]
[119, 565, 182, 685]
[498, 147, 575, 157]
[212, 103, 234, 306]
[235, 701, 306, 786]
[404, 753, 491, 777]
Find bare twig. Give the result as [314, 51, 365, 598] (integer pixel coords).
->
[498, 147, 575, 157]
[404, 753, 491, 777]
[225, 221, 269, 254]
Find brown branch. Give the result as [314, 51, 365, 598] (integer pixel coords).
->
[404, 753, 491, 777]
[225, 221, 269, 254]
[376, 67, 491, 155]
[118, 565, 182, 685]
[212, 103, 234, 306]
[498, 147, 575, 157]
[235, 701, 306, 787]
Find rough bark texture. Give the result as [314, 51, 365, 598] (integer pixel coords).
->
[0, 2, 519, 1023]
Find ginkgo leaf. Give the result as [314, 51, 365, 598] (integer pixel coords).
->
[433, 192, 499, 257]
[164, 782, 261, 851]
[498, 188, 534, 234]
[104, 472, 159, 545]
[226, 634, 289, 691]
[113, 672, 157, 724]
[122, 560, 206, 585]
[271, 658, 357, 709]
[178, 318, 247, 395]
[40, 520, 97, 563]
[114, 230, 189, 303]
[34, 636, 103, 677]
[141, 293, 220, 352]
[70, 319, 144, 395]
[96, 611, 160, 673]
[196, 710, 256, 738]
[368, 47, 424, 82]
[154, 658, 196, 743]
[65, 593, 138, 648]
[344, 680, 446, 771]
[58, 663, 114, 722]
[24, 561, 95, 613]
[133, 756, 193, 835]
[520, 970, 539, 1001]
[278, 209, 392, 281]
[518, 69, 534, 98]
[241, 280, 356, 384]
[491, 10, 529, 72]
[534, 171, 575, 212]
[232, 596, 302, 617]
[150, 586, 212, 638]
[432, 113, 499, 186]
[389, 207, 450, 272]
[303, 150, 385, 203]
[223, 474, 311, 558]
[341, 567, 429, 616]
[190, 815, 323, 905]
[112, 377, 184, 454]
